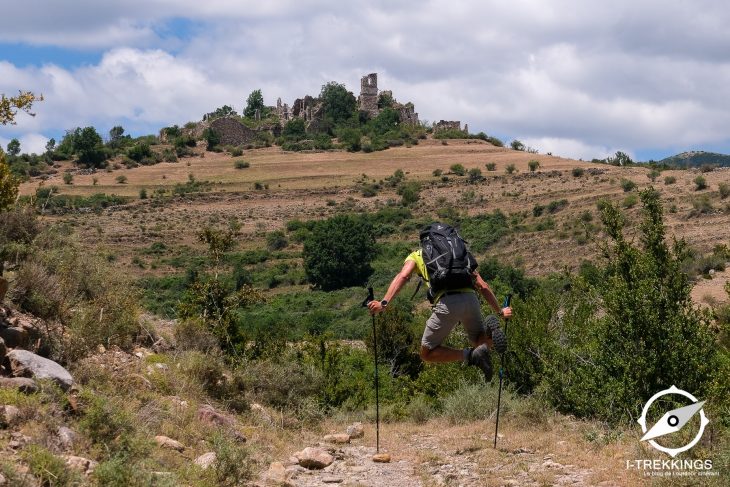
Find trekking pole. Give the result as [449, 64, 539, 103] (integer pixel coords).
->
[494, 294, 512, 449]
[361, 286, 380, 453]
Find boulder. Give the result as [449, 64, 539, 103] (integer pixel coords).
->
[293, 447, 334, 469]
[0, 327, 28, 349]
[197, 404, 236, 428]
[0, 337, 5, 359]
[372, 453, 391, 463]
[63, 455, 98, 475]
[194, 452, 216, 470]
[154, 435, 185, 452]
[6, 350, 74, 391]
[323, 433, 351, 444]
[0, 376, 40, 394]
[264, 461, 295, 487]
[58, 426, 78, 451]
[0, 405, 20, 427]
[346, 422, 364, 439]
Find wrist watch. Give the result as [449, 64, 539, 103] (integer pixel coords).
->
[380, 299, 389, 308]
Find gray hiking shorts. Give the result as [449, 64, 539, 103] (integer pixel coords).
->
[421, 292, 488, 349]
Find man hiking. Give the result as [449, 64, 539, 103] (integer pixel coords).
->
[368, 222, 512, 381]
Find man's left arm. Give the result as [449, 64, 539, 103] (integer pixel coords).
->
[473, 272, 512, 317]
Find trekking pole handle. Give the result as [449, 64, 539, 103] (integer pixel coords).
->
[362, 287, 375, 307]
[503, 294, 512, 309]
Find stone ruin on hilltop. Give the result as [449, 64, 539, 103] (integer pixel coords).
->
[176, 73, 464, 147]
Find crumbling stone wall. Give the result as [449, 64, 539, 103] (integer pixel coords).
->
[434, 120, 462, 132]
[396, 102, 419, 126]
[209, 117, 257, 146]
[359, 73, 379, 118]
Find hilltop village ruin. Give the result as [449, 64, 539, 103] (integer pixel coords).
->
[180, 73, 465, 147]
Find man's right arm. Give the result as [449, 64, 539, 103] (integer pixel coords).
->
[368, 259, 416, 314]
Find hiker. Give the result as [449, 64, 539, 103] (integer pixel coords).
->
[368, 222, 512, 381]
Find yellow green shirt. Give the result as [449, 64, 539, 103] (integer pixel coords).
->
[405, 249, 475, 302]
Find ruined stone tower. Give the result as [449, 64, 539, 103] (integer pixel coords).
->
[359, 73, 379, 118]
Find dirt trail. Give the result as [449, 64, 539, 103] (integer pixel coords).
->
[271, 419, 637, 486]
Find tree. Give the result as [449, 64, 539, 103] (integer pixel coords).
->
[74, 127, 108, 168]
[282, 118, 306, 140]
[203, 128, 221, 151]
[109, 126, 125, 142]
[45, 138, 56, 154]
[244, 89, 266, 119]
[377, 92, 394, 109]
[0, 91, 41, 125]
[205, 105, 238, 120]
[0, 151, 19, 211]
[303, 214, 376, 291]
[320, 82, 357, 127]
[510, 139, 525, 151]
[6, 139, 20, 156]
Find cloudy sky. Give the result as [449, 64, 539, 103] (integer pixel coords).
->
[1, 0, 730, 161]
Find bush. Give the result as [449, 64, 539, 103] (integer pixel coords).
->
[620, 178, 636, 192]
[622, 194, 638, 208]
[449, 163, 465, 176]
[266, 230, 288, 250]
[647, 169, 660, 181]
[139, 188, 147, 199]
[505, 164, 516, 174]
[230, 146, 243, 157]
[303, 214, 376, 291]
[664, 175, 676, 185]
[546, 199, 568, 213]
[510, 139, 525, 151]
[467, 168, 483, 183]
[572, 167, 584, 177]
[234, 160, 250, 169]
[203, 128, 221, 151]
[532, 204, 544, 217]
[486, 162, 496, 171]
[126, 143, 152, 162]
[21, 445, 81, 486]
[545, 189, 719, 422]
[528, 160, 540, 172]
[115, 175, 127, 184]
[719, 182, 730, 199]
[694, 175, 707, 190]
[62, 172, 73, 184]
[432, 168, 442, 177]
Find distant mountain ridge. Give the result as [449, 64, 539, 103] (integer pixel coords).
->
[658, 150, 730, 168]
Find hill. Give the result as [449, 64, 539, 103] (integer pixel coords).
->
[658, 150, 730, 168]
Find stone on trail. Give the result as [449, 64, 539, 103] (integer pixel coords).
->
[194, 452, 217, 469]
[57, 426, 78, 451]
[6, 350, 74, 391]
[264, 461, 295, 486]
[372, 453, 392, 463]
[154, 435, 185, 452]
[0, 405, 20, 427]
[323, 433, 351, 444]
[294, 447, 334, 469]
[346, 422, 364, 439]
[63, 455, 98, 475]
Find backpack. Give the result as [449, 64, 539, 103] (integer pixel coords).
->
[419, 222, 477, 301]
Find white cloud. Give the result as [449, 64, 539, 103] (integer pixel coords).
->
[2, 1, 730, 159]
[0, 133, 49, 155]
[520, 137, 630, 161]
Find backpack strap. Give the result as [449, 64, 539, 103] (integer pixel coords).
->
[409, 277, 423, 300]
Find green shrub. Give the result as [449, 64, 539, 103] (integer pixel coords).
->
[467, 168, 483, 183]
[234, 160, 250, 169]
[138, 188, 147, 199]
[690, 194, 713, 216]
[547, 199, 568, 213]
[505, 163, 516, 174]
[210, 432, 254, 485]
[303, 214, 376, 291]
[21, 445, 81, 486]
[486, 162, 496, 171]
[432, 168, 442, 177]
[572, 167, 584, 177]
[544, 189, 719, 423]
[719, 182, 729, 199]
[203, 128, 221, 151]
[619, 178, 636, 192]
[126, 142, 152, 162]
[510, 139, 525, 151]
[528, 160, 540, 172]
[230, 146, 244, 157]
[115, 175, 127, 184]
[694, 175, 707, 190]
[62, 172, 73, 185]
[647, 169, 660, 181]
[459, 211, 509, 252]
[622, 194, 638, 208]
[664, 175, 676, 185]
[532, 204, 544, 217]
[266, 230, 288, 251]
[449, 163, 466, 176]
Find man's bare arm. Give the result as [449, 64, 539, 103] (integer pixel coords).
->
[473, 272, 512, 317]
[368, 260, 416, 314]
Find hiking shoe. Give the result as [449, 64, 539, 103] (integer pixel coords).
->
[469, 344, 493, 382]
[485, 314, 507, 354]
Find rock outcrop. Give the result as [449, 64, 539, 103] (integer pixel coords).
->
[6, 349, 74, 391]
